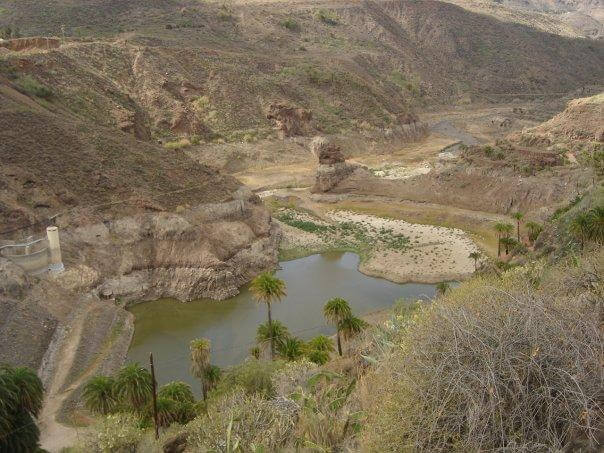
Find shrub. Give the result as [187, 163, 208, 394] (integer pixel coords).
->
[315, 9, 338, 25]
[281, 18, 300, 31]
[215, 359, 286, 398]
[163, 138, 191, 150]
[15, 75, 53, 99]
[80, 413, 144, 452]
[186, 389, 297, 451]
[362, 257, 603, 451]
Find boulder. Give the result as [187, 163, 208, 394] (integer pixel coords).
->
[310, 137, 359, 193]
[310, 136, 345, 164]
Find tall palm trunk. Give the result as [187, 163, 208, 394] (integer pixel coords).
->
[473, 257, 478, 271]
[267, 302, 274, 359]
[201, 377, 206, 401]
[497, 234, 501, 257]
[516, 221, 521, 242]
[336, 329, 342, 356]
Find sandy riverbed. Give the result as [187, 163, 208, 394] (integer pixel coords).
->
[277, 208, 480, 284]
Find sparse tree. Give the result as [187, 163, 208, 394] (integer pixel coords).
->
[114, 363, 152, 411]
[249, 272, 287, 359]
[190, 338, 211, 401]
[324, 298, 352, 356]
[82, 375, 116, 415]
[469, 251, 481, 271]
[512, 212, 524, 242]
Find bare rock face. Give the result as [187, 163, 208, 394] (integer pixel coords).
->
[267, 102, 312, 138]
[0, 37, 61, 52]
[65, 187, 279, 303]
[310, 137, 363, 193]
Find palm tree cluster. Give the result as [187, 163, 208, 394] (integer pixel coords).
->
[249, 272, 287, 360]
[570, 206, 604, 247]
[0, 365, 44, 452]
[323, 297, 368, 357]
[82, 363, 198, 428]
[494, 222, 516, 258]
[189, 338, 222, 402]
[250, 273, 367, 363]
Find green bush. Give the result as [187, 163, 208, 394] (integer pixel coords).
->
[215, 359, 286, 398]
[15, 75, 53, 99]
[163, 138, 191, 150]
[281, 18, 300, 31]
[315, 9, 338, 26]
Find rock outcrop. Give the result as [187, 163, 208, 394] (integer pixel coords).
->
[310, 137, 367, 193]
[511, 93, 604, 145]
[65, 187, 279, 303]
[267, 102, 312, 138]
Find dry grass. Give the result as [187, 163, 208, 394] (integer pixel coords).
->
[361, 250, 603, 451]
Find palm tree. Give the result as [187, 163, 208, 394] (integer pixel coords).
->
[436, 281, 450, 296]
[0, 365, 44, 452]
[190, 338, 211, 401]
[256, 320, 290, 355]
[586, 206, 604, 243]
[277, 337, 305, 361]
[468, 251, 481, 271]
[500, 237, 516, 256]
[323, 298, 352, 356]
[338, 316, 368, 344]
[525, 221, 543, 245]
[249, 272, 287, 359]
[114, 363, 152, 411]
[512, 212, 524, 242]
[494, 222, 507, 257]
[307, 335, 335, 353]
[7, 366, 44, 417]
[154, 397, 179, 428]
[249, 346, 261, 360]
[204, 365, 221, 394]
[83, 375, 116, 415]
[158, 381, 194, 404]
[306, 349, 330, 365]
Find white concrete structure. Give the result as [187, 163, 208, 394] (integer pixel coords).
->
[46, 226, 64, 273]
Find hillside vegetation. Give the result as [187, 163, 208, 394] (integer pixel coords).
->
[1, 0, 602, 142]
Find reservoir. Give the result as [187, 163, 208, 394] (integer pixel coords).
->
[127, 252, 436, 388]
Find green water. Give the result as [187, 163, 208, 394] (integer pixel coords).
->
[127, 252, 436, 389]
